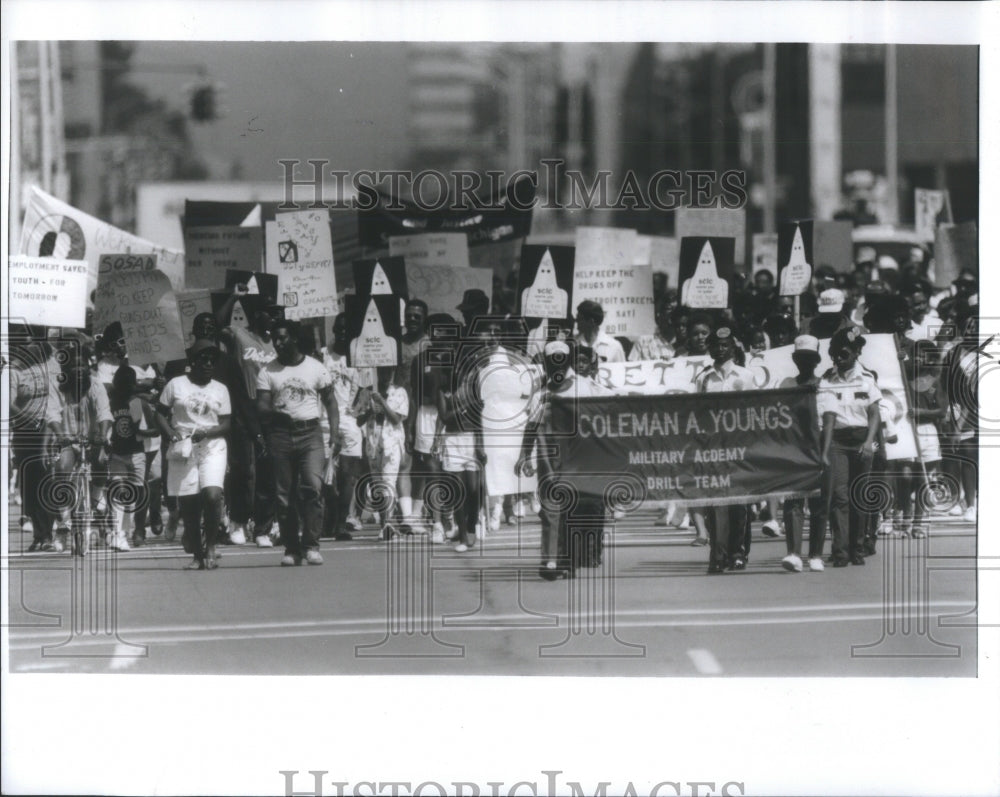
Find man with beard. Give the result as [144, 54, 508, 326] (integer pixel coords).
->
[257, 319, 339, 566]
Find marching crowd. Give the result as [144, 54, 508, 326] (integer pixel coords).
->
[8, 244, 981, 577]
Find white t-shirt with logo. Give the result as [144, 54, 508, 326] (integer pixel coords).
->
[159, 376, 232, 436]
[256, 356, 333, 421]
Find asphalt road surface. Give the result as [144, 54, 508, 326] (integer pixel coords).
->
[5, 509, 978, 676]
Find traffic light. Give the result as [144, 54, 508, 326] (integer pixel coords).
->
[190, 84, 216, 122]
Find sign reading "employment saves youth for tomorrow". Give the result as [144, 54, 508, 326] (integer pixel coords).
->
[550, 387, 822, 506]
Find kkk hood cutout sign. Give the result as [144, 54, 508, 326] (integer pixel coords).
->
[346, 294, 401, 368]
[777, 221, 813, 296]
[679, 236, 734, 309]
[518, 244, 574, 320]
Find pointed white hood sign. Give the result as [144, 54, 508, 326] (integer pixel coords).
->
[350, 298, 398, 367]
[681, 240, 728, 309]
[522, 248, 568, 319]
[370, 262, 393, 295]
[245, 274, 260, 295]
[779, 224, 812, 296]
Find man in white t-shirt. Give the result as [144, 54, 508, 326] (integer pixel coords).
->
[257, 318, 340, 566]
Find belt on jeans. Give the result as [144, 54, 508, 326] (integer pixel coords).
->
[270, 416, 320, 431]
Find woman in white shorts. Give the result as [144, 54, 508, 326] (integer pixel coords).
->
[156, 339, 231, 570]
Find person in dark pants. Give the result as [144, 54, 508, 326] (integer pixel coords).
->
[256, 319, 339, 566]
[818, 327, 882, 567]
[217, 285, 282, 547]
[9, 330, 58, 550]
[695, 327, 755, 574]
[778, 335, 827, 572]
[517, 340, 611, 580]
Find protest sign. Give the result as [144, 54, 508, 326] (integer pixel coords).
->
[210, 291, 255, 332]
[98, 253, 158, 277]
[777, 220, 813, 296]
[934, 222, 977, 288]
[357, 175, 535, 249]
[345, 294, 401, 368]
[93, 269, 185, 366]
[813, 220, 854, 272]
[224, 270, 278, 305]
[353, 257, 408, 300]
[551, 387, 822, 506]
[636, 235, 680, 288]
[678, 237, 734, 308]
[573, 227, 653, 334]
[389, 233, 470, 269]
[19, 186, 185, 295]
[175, 289, 213, 348]
[267, 209, 338, 321]
[185, 198, 361, 291]
[8, 256, 89, 328]
[183, 225, 263, 289]
[517, 245, 574, 320]
[574, 226, 637, 272]
[751, 233, 778, 276]
[675, 207, 746, 265]
[467, 237, 523, 278]
[405, 264, 493, 317]
[597, 333, 917, 460]
[915, 188, 953, 243]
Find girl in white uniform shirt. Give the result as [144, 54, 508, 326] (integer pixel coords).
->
[817, 327, 882, 567]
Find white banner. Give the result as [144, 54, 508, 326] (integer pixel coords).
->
[18, 186, 185, 296]
[596, 334, 917, 459]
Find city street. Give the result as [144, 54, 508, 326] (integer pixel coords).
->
[6, 509, 978, 677]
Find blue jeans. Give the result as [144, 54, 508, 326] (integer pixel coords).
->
[269, 423, 325, 555]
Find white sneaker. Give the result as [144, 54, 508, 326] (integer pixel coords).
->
[613, 509, 625, 521]
[431, 523, 445, 544]
[762, 520, 783, 538]
[255, 534, 274, 548]
[948, 504, 964, 517]
[963, 505, 977, 523]
[513, 499, 526, 518]
[808, 557, 825, 572]
[21, 518, 34, 535]
[454, 543, 469, 553]
[109, 534, 131, 552]
[530, 496, 542, 515]
[781, 553, 803, 572]
[228, 523, 248, 545]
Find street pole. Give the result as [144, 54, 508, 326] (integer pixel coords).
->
[885, 44, 900, 225]
[762, 43, 777, 234]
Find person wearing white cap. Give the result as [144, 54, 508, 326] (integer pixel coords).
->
[817, 328, 882, 567]
[517, 339, 610, 579]
[778, 335, 827, 572]
[808, 288, 858, 340]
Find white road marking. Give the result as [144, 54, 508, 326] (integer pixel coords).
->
[7, 600, 975, 652]
[687, 648, 723, 675]
[108, 641, 142, 671]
